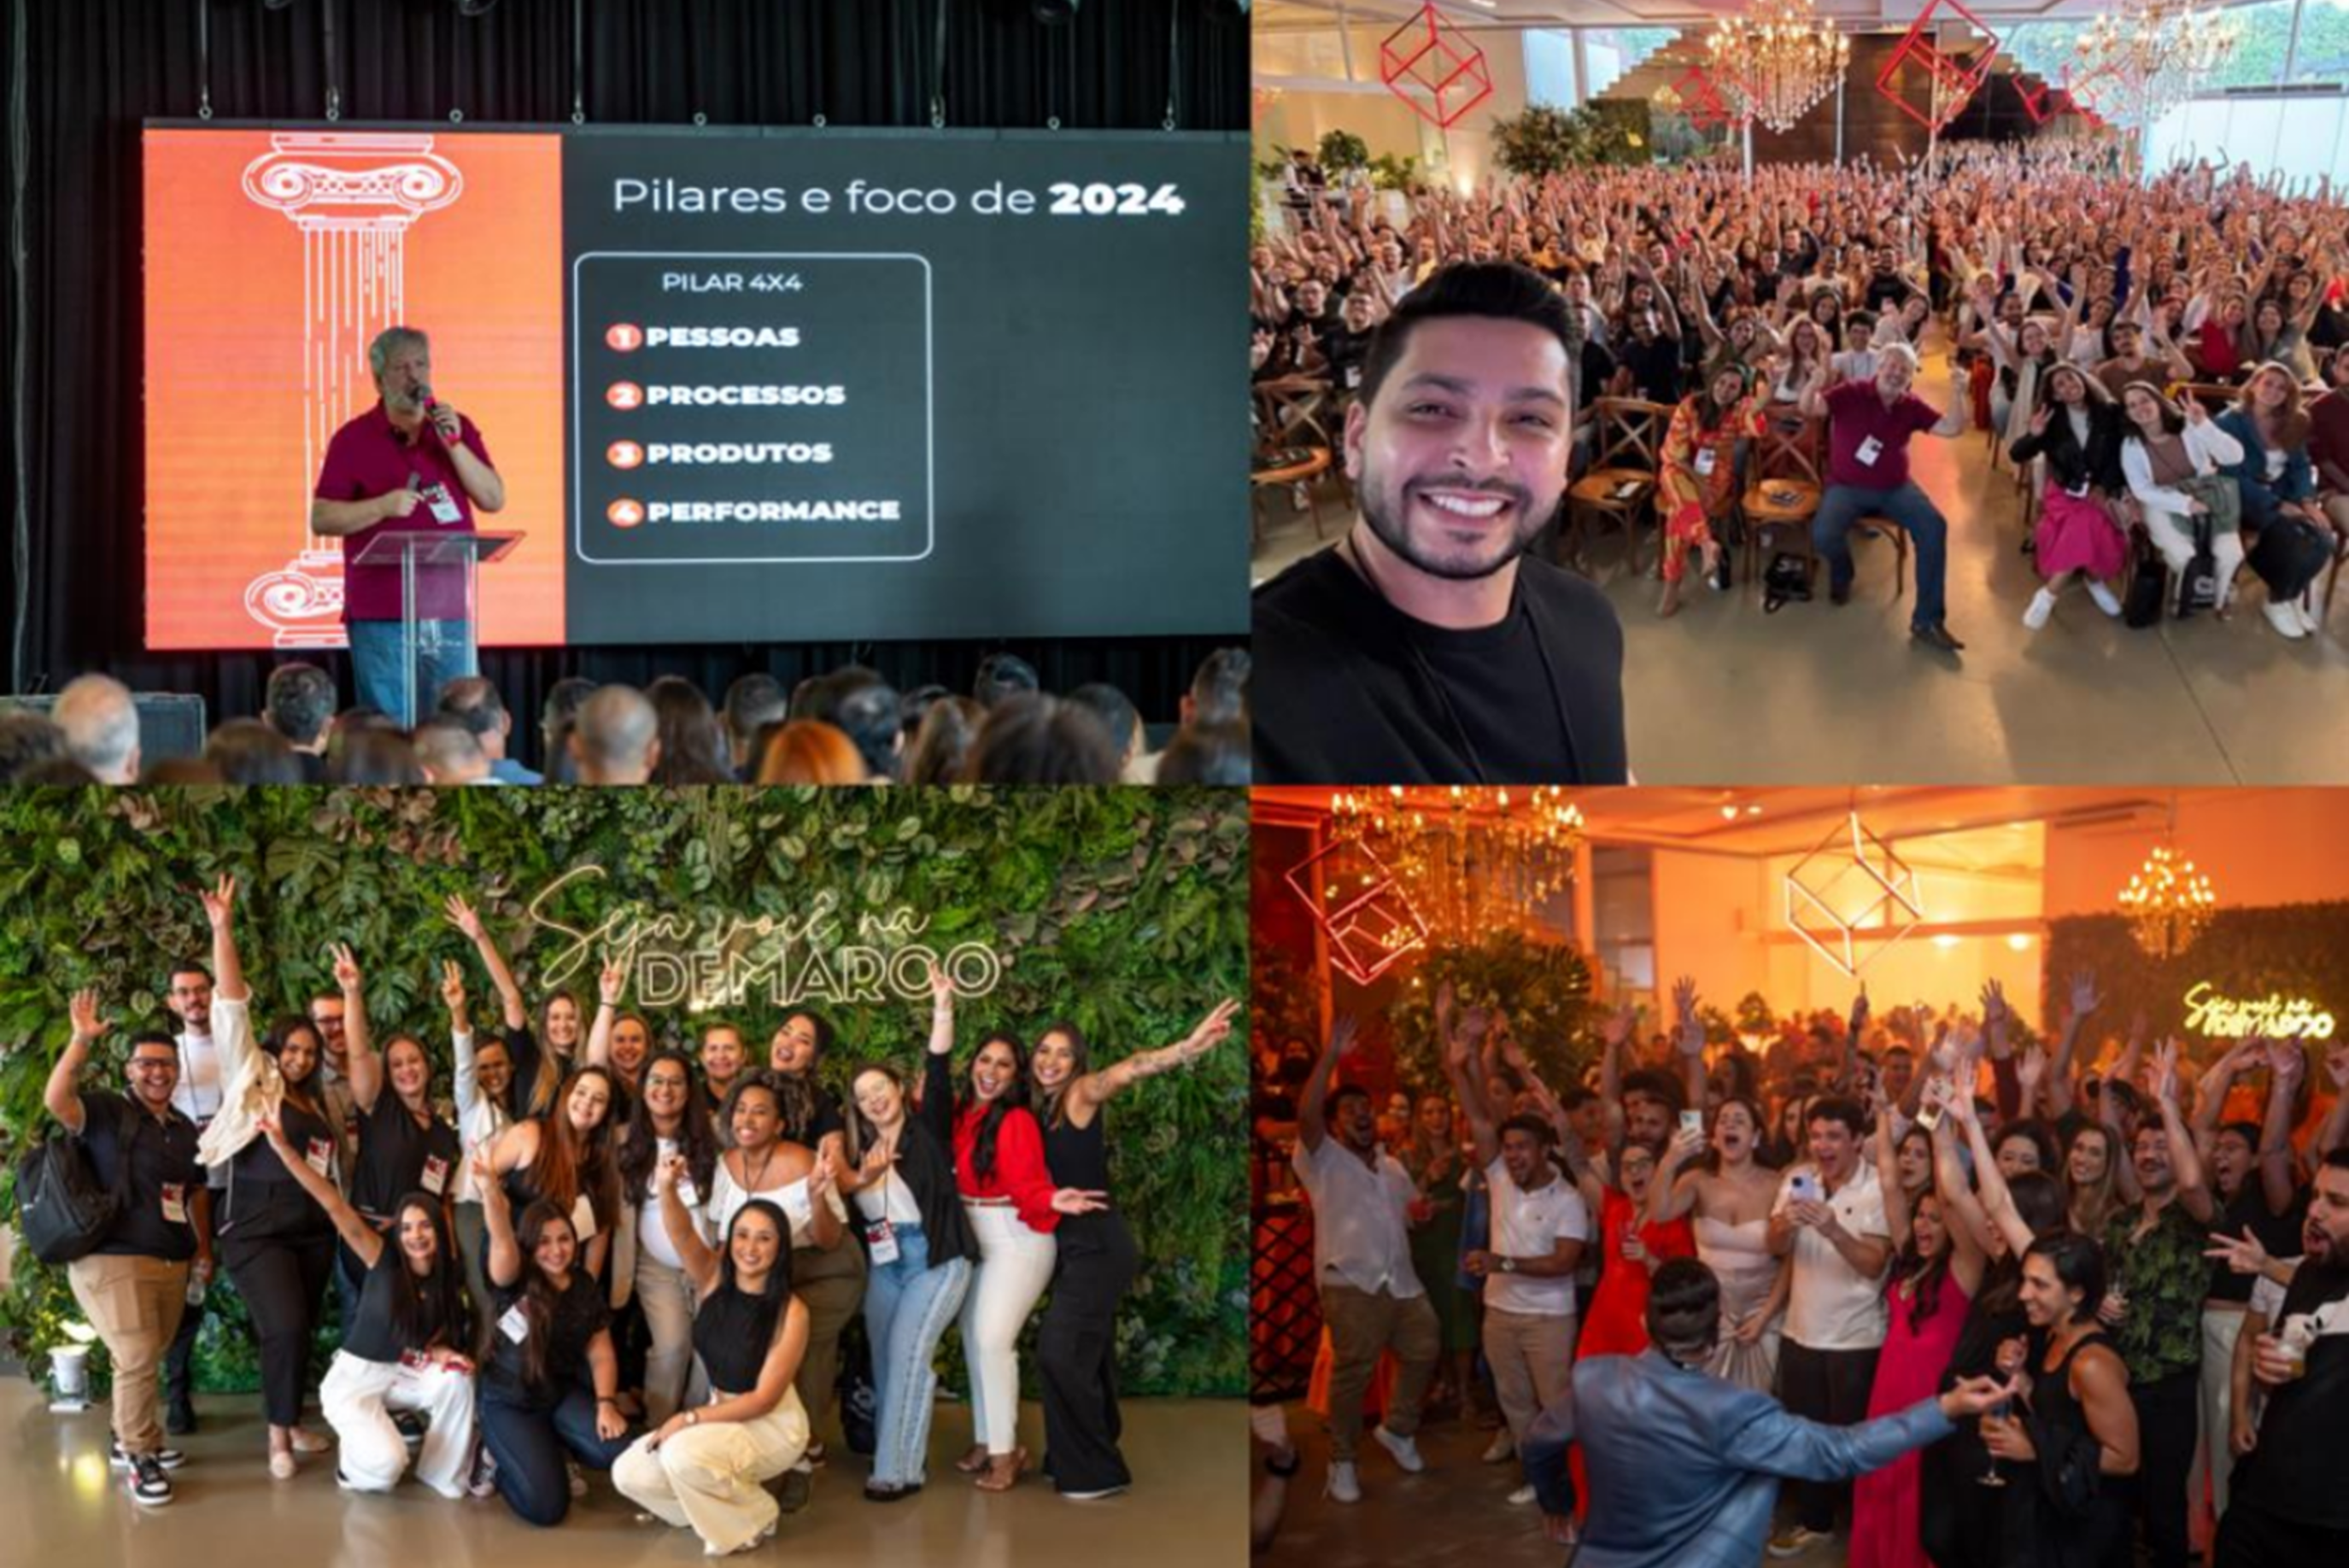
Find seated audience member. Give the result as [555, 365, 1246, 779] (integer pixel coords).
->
[2120, 381, 2247, 617]
[539, 678, 597, 783]
[1156, 721, 1250, 786]
[2308, 347, 2349, 561]
[1252, 262, 1627, 785]
[968, 693, 1122, 783]
[753, 719, 867, 786]
[206, 718, 306, 786]
[0, 710, 70, 781]
[972, 652, 1040, 710]
[722, 673, 790, 782]
[1066, 683, 1145, 781]
[436, 676, 539, 785]
[2214, 362, 2337, 639]
[331, 725, 426, 786]
[570, 685, 660, 786]
[645, 676, 734, 785]
[413, 717, 494, 786]
[799, 668, 903, 783]
[53, 673, 142, 783]
[265, 662, 338, 781]
[2007, 365, 2130, 630]
[903, 696, 985, 786]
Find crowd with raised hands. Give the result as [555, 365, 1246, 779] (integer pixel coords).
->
[1251, 141, 2348, 641]
[1263, 965, 2349, 1567]
[35, 875, 1237, 1548]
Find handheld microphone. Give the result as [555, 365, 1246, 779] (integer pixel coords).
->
[418, 383, 453, 443]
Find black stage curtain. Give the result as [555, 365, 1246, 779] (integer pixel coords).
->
[0, 0, 1247, 758]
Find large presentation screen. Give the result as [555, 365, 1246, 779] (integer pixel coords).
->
[142, 125, 1245, 651]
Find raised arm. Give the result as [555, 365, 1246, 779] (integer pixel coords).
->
[1297, 1015, 1359, 1158]
[584, 958, 623, 1068]
[2153, 1041, 2217, 1224]
[1074, 998, 1239, 1113]
[44, 989, 106, 1132]
[1596, 999, 1636, 1154]
[2317, 1044, 2349, 1158]
[337, 944, 382, 1114]
[2047, 970, 2099, 1120]
[1444, 995, 1502, 1171]
[2191, 1038, 2256, 1151]
[1874, 1097, 1913, 1252]
[2255, 1042, 2303, 1213]
[264, 1117, 382, 1264]
[1926, 360, 1971, 438]
[655, 1150, 720, 1293]
[203, 875, 249, 1004]
[445, 894, 526, 1033]
[475, 1150, 522, 1286]
[446, 961, 483, 1118]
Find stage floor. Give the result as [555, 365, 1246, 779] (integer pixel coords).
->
[2, 1378, 1245, 1566]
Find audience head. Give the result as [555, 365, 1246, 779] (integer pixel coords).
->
[264, 663, 337, 752]
[973, 652, 1040, 710]
[205, 717, 305, 786]
[1065, 683, 1142, 768]
[1183, 647, 1251, 729]
[722, 673, 789, 771]
[331, 723, 425, 786]
[753, 719, 866, 786]
[435, 676, 513, 760]
[903, 695, 986, 786]
[413, 716, 491, 785]
[1805, 1097, 1868, 1180]
[645, 675, 732, 785]
[52, 674, 141, 783]
[571, 684, 661, 785]
[1156, 721, 1250, 786]
[803, 668, 902, 783]
[541, 676, 597, 763]
[1645, 1259, 1722, 1366]
[0, 710, 69, 781]
[967, 693, 1121, 784]
[2021, 1231, 2106, 1331]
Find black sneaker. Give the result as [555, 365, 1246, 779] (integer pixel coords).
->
[125, 1454, 173, 1507]
[110, 1438, 186, 1470]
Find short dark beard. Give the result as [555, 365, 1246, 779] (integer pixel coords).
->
[1358, 467, 1544, 584]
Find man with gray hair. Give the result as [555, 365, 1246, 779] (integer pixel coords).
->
[1797, 344, 1970, 654]
[310, 325, 506, 723]
[53, 674, 141, 782]
[570, 684, 661, 785]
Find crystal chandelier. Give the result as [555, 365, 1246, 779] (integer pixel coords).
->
[2118, 842, 2217, 960]
[2072, 0, 2238, 131]
[1325, 786, 1585, 950]
[1708, 0, 1851, 134]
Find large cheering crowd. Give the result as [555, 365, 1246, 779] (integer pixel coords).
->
[0, 650, 1252, 787]
[1252, 971, 2348, 1566]
[35, 877, 1236, 1546]
[1252, 144, 2348, 641]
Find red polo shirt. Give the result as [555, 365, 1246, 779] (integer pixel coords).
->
[1823, 378, 1942, 490]
[313, 401, 495, 623]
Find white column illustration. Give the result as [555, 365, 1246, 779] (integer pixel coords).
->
[241, 133, 463, 647]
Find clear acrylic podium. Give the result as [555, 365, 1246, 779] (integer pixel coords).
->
[348, 529, 521, 727]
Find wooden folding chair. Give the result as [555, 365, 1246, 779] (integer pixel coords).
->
[1251, 377, 1339, 541]
[1740, 412, 1824, 597]
[1561, 397, 1672, 578]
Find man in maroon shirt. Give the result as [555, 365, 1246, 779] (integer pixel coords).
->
[311, 326, 506, 723]
[1797, 343, 1970, 653]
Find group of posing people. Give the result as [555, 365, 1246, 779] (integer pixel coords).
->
[1265, 970, 2348, 1567]
[39, 876, 1235, 1553]
[1252, 143, 2345, 684]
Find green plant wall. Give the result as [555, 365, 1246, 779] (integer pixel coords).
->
[0, 787, 1249, 1400]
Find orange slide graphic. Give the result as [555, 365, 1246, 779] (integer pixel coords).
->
[144, 129, 566, 650]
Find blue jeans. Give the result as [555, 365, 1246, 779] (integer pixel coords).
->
[477, 1384, 633, 1528]
[1813, 480, 1950, 630]
[348, 617, 477, 727]
[861, 1226, 973, 1488]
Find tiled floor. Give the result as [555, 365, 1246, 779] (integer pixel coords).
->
[1252, 354, 2349, 785]
[2, 1379, 1245, 1567]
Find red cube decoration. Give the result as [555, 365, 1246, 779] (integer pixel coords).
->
[1670, 66, 1736, 132]
[1873, 0, 2001, 133]
[1379, 3, 1495, 131]
[2059, 63, 2114, 128]
[2016, 72, 2071, 127]
[1282, 834, 1429, 987]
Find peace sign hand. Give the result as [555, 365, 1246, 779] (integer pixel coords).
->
[201, 875, 238, 929]
[331, 942, 361, 992]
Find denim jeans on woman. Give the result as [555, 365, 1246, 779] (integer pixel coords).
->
[861, 1224, 973, 1487]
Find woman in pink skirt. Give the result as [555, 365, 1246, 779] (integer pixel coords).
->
[2007, 363, 2132, 630]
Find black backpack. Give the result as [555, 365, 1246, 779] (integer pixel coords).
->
[15, 1100, 135, 1266]
[1761, 551, 1814, 614]
[2123, 542, 2168, 629]
[2176, 514, 2223, 617]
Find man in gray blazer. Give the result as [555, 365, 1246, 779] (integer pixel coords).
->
[1523, 1260, 2014, 1566]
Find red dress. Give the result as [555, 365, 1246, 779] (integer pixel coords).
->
[1576, 1185, 1696, 1360]
[1850, 1269, 1971, 1568]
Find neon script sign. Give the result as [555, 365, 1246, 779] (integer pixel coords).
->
[2182, 981, 2336, 1041]
[524, 865, 1005, 1011]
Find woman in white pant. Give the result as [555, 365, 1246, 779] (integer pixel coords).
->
[614, 1191, 810, 1556]
[612, 1050, 719, 1425]
[931, 990, 1107, 1492]
[2119, 380, 2247, 613]
[260, 1119, 474, 1499]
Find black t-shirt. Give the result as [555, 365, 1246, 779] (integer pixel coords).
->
[349, 1091, 462, 1223]
[1616, 334, 1683, 404]
[2208, 1184, 2307, 1304]
[694, 1284, 784, 1395]
[2229, 1258, 2349, 1528]
[343, 1243, 453, 1364]
[1866, 272, 1913, 314]
[483, 1275, 611, 1409]
[1253, 548, 1628, 785]
[782, 1080, 846, 1150]
[75, 1091, 204, 1261]
[221, 1094, 337, 1243]
[1322, 325, 1375, 397]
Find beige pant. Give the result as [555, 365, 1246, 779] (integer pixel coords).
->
[320, 1349, 477, 1498]
[67, 1253, 190, 1458]
[1320, 1279, 1439, 1462]
[2197, 1306, 2249, 1525]
[1483, 1306, 1577, 1448]
[791, 1239, 867, 1439]
[613, 1390, 811, 1556]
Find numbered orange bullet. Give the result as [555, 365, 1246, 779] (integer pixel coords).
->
[606, 499, 646, 529]
[606, 323, 645, 352]
[607, 441, 645, 470]
[606, 382, 644, 411]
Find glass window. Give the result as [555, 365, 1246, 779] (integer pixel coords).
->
[2293, 0, 2349, 82]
